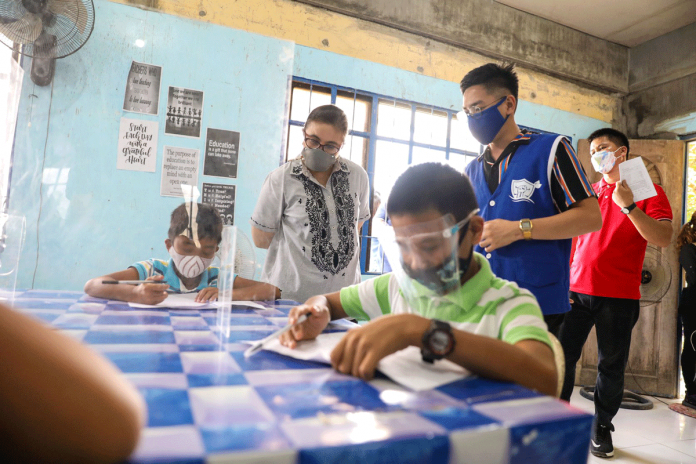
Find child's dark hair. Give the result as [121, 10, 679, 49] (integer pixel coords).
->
[168, 203, 223, 243]
[460, 62, 519, 103]
[587, 128, 630, 156]
[305, 105, 348, 137]
[388, 163, 479, 223]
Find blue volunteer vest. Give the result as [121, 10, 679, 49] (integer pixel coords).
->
[465, 133, 571, 315]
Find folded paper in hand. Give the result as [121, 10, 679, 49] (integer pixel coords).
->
[258, 332, 470, 391]
[619, 157, 657, 203]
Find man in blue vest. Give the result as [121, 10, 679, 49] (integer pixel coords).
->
[461, 63, 602, 336]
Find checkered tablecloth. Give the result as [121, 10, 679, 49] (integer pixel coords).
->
[14, 289, 593, 464]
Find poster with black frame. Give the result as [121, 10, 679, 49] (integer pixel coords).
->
[161, 146, 200, 197]
[123, 61, 162, 115]
[165, 86, 204, 138]
[203, 128, 240, 178]
[201, 183, 236, 225]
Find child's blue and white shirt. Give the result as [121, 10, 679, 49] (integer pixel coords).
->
[130, 258, 220, 293]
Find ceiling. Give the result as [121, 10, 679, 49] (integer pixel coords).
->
[495, 0, 696, 47]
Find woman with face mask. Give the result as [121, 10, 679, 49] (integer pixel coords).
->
[251, 105, 371, 303]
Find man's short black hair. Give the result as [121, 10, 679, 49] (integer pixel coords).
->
[168, 203, 223, 243]
[387, 163, 478, 223]
[460, 62, 519, 102]
[587, 128, 630, 155]
[305, 105, 348, 137]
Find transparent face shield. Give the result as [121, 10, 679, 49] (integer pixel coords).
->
[381, 209, 479, 309]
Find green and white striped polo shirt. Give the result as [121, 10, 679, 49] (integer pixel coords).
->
[339, 253, 552, 349]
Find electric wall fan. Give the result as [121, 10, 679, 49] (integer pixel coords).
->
[0, 0, 95, 85]
[640, 246, 672, 307]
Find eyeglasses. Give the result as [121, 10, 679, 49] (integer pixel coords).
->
[303, 134, 341, 155]
[457, 96, 507, 121]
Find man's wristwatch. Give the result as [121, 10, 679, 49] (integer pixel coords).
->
[421, 319, 456, 363]
[519, 218, 533, 240]
[620, 203, 637, 215]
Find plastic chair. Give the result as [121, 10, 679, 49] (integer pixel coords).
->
[547, 331, 566, 398]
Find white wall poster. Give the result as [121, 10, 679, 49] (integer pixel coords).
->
[117, 118, 159, 172]
[123, 61, 162, 115]
[161, 146, 200, 197]
[165, 86, 204, 138]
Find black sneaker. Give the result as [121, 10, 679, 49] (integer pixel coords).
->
[591, 423, 614, 458]
[683, 394, 696, 410]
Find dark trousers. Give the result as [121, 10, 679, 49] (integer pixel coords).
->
[679, 286, 696, 396]
[544, 313, 565, 339]
[558, 291, 640, 428]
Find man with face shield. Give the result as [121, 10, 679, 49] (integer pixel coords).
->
[460, 63, 602, 337]
[251, 105, 371, 303]
[558, 128, 672, 459]
[279, 163, 558, 397]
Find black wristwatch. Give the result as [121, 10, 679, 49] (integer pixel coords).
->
[620, 203, 637, 215]
[421, 319, 456, 363]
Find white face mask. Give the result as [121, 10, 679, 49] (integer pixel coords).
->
[591, 147, 624, 174]
[168, 246, 213, 278]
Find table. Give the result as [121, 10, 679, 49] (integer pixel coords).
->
[14, 289, 593, 464]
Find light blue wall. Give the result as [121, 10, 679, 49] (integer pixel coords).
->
[11, 0, 293, 291]
[10, 1, 610, 291]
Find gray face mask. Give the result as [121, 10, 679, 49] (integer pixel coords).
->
[302, 147, 336, 172]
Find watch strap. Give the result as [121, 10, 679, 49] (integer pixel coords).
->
[621, 203, 637, 214]
[519, 218, 533, 240]
[421, 319, 455, 363]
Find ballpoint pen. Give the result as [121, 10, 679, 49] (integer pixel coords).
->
[244, 313, 311, 358]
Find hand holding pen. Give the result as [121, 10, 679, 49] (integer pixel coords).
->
[102, 276, 169, 305]
[278, 300, 332, 349]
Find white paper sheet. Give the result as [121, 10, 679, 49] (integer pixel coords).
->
[256, 332, 470, 391]
[129, 293, 268, 310]
[619, 157, 657, 202]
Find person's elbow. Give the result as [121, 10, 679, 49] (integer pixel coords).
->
[653, 224, 673, 248]
[584, 199, 603, 233]
[83, 278, 98, 296]
[251, 227, 272, 249]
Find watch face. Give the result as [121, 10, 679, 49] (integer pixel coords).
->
[430, 329, 452, 354]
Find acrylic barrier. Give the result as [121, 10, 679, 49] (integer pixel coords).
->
[9, 0, 294, 292]
[13, 290, 594, 464]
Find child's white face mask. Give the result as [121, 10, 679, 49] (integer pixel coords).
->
[591, 147, 624, 174]
[169, 246, 213, 278]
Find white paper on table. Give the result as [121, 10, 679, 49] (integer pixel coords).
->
[619, 157, 657, 202]
[129, 293, 215, 309]
[129, 293, 268, 310]
[256, 332, 470, 391]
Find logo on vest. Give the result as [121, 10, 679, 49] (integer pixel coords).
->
[510, 178, 542, 203]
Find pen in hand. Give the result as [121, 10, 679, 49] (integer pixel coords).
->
[101, 280, 165, 285]
[244, 313, 311, 358]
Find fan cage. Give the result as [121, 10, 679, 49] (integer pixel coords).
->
[0, 0, 95, 59]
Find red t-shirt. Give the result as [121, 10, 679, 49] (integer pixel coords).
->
[570, 178, 672, 299]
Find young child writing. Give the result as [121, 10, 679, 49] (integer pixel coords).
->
[279, 163, 557, 396]
[85, 202, 279, 304]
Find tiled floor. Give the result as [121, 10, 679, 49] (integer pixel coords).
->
[568, 386, 696, 463]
